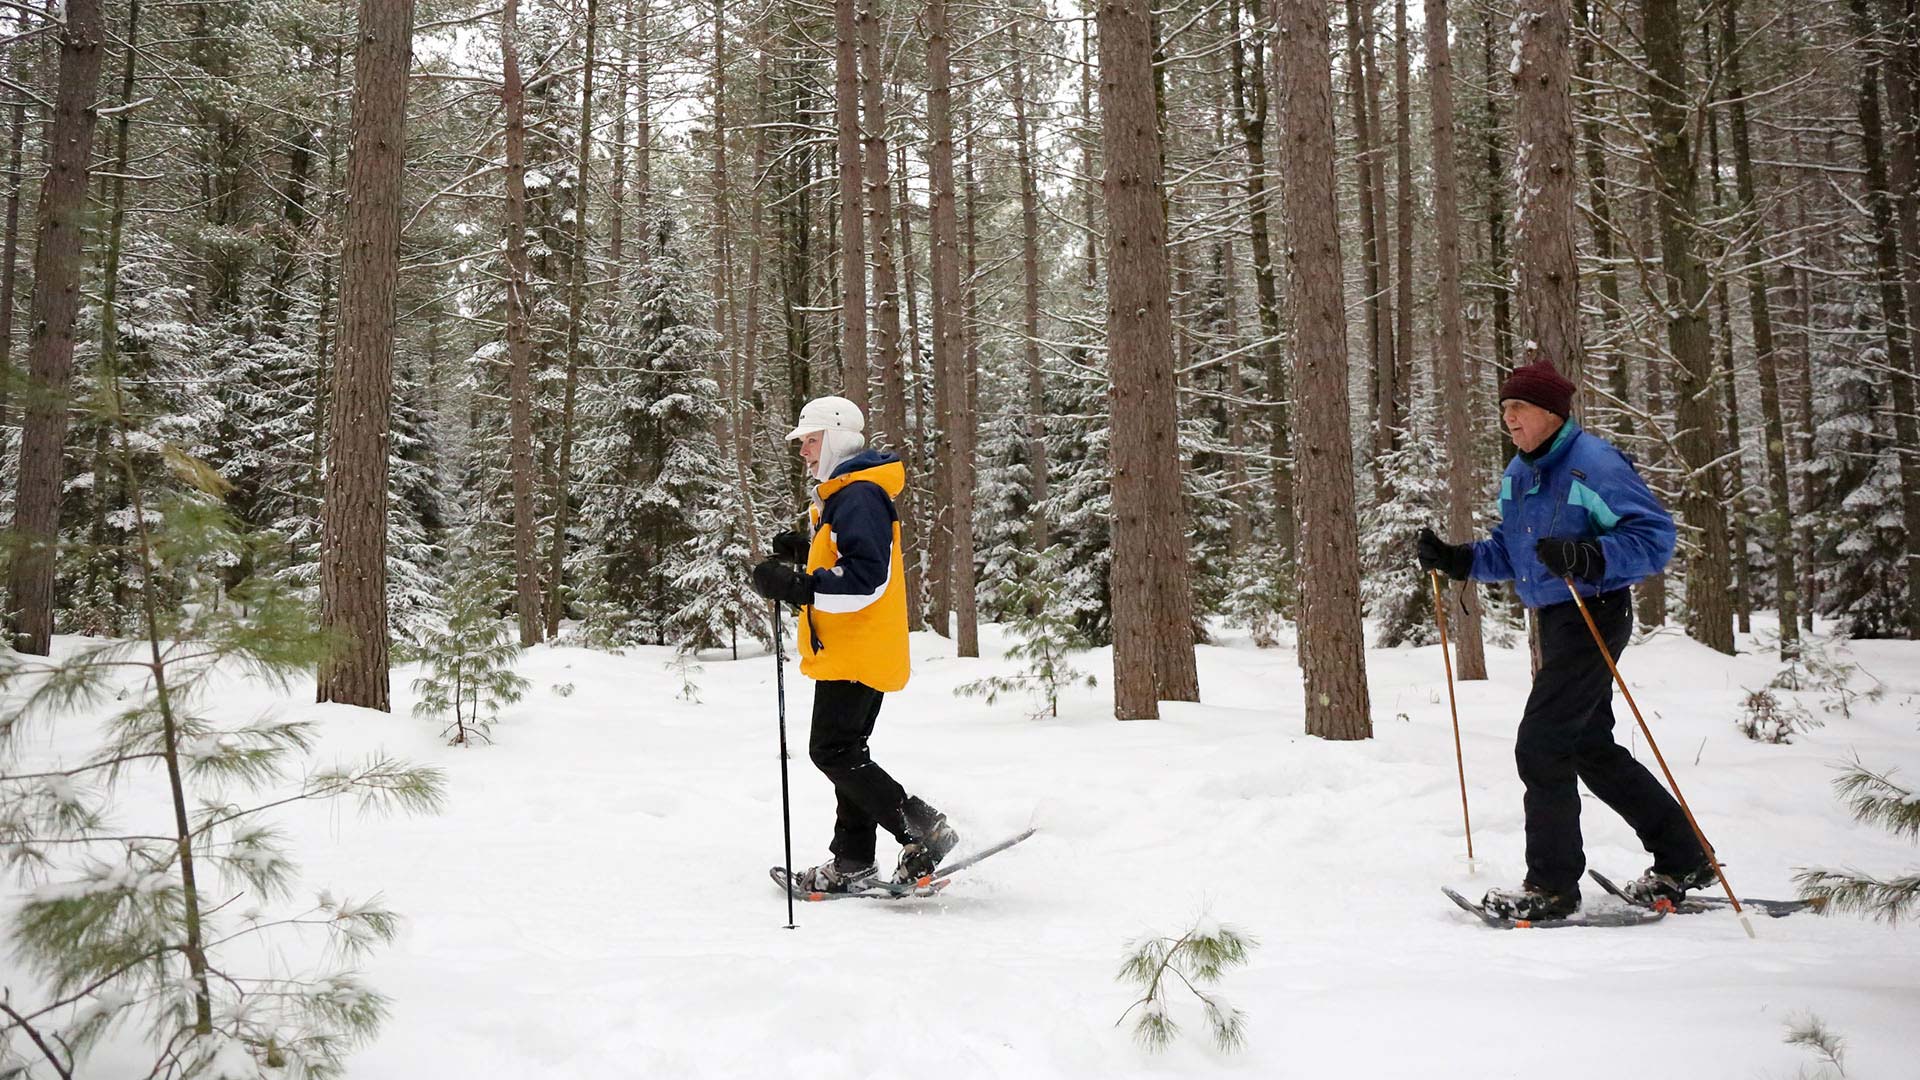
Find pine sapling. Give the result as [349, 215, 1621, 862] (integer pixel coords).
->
[956, 549, 1096, 719]
[1794, 758, 1920, 923]
[1736, 687, 1818, 744]
[1115, 916, 1257, 1053]
[411, 555, 529, 746]
[1783, 1012, 1847, 1077]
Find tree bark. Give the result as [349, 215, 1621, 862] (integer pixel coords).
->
[0, 8, 28, 439]
[1011, 19, 1050, 556]
[1426, 0, 1488, 679]
[6, 0, 105, 655]
[1644, 0, 1734, 654]
[1229, 0, 1296, 559]
[545, 0, 598, 638]
[1392, 0, 1414, 444]
[1278, 0, 1372, 739]
[863, 0, 920, 627]
[1098, 0, 1200, 719]
[926, 0, 966, 641]
[955, 95, 981, 659]
[1852, 0, 1920, 636]
[317, 0, 417, 707]
[835, 0, 869, 410]
[1509, 0, 1586, 389]
[502, 0, 544, 647]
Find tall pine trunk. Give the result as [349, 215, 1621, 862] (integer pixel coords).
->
[1851, 0, 1920, 636]
[545, 0, 598, 638]
[1645, 0, 1735, 654]
[1011, 19, 1050, 557]
[1279, 0, 1373, 739]
[6, 0, 106, 656]
[1426, 0, 1488, 679]
[1509, 0, 1586, 389]
[1099, 0, 1199, 719]
[318, 0, 418, 707]
[502, 0, 544, 647]
[834, 0, 869, 410]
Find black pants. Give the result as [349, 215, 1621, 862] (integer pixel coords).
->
[809, 679, 912, 865]
[1516, 588, 1704, 894]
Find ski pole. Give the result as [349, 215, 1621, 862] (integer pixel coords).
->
[772, 597, 797, 930]
[1562, 577, 1753, 938]
[1429, 571, 1474, 866]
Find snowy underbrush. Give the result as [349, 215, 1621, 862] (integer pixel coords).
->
[3, 616, 1916, 1078]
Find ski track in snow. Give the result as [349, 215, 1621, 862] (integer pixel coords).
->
[8, 621, 1919, 1077]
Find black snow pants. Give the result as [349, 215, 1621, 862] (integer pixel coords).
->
[1516, 588, 1705, 895]
[809, 679, 917, 866]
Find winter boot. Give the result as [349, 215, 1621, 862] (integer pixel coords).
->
[788, 857, 879, 895]
[1481, 881, 1580, 920]
[1618, 862, 1717, 907]
[891, 799, 960, 884]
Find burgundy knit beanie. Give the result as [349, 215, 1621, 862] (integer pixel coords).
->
[1498, 361, 1575, 419]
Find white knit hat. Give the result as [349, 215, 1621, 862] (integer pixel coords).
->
[784, 395, 865, 441]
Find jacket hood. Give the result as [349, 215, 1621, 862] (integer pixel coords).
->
[821, 451, 905, 498]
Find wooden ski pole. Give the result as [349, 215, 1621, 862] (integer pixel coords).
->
[772, 598, 797, 930]
[1430, 571, 1474, 865]
[1563, 578, 1753, 938]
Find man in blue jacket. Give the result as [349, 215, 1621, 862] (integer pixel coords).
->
[1416, 362, 1711, 920]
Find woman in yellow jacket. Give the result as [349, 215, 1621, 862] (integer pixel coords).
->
[750, 396, 960, 894]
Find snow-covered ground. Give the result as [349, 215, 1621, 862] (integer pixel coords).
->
[9, 617, 1919, 1078]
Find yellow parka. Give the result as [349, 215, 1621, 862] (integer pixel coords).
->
[798, 452, 911, 692]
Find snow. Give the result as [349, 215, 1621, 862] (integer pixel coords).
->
[8, 620, 1920, 1077]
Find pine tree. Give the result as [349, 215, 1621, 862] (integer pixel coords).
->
[956, 548, 1097, 719]
[1795, 759, 1920, 923]
[411, 549, 529, 746]
[1359, 405, 1449, 648]
[1, 462, 442, 1077]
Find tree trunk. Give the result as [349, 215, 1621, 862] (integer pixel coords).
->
[863, 0, 920, 626]
[1229, 0, 1296, 559]
[1099, 0, 1200, 719]
[1722, 0, 1797, 650]
[0, 8, 28, 439]
[1509, 0, 1586, 389]
[545, 0, 598, 639]
[1574, 0, 1627, 435]
[835, 0, 869, 410]
[1011, 20, 1050, 556]
[1852, 0, 1920, 636]
[1481, 10, 1514, 378]
[6, 0, 105, 655]
[1703, 91, 1753, 635]
[1644, 0, 1734, 654]
[926, 0, 965, 642]
[503, 0, 544, 647]
[1426, 0, 1488, 679]
[955, 97, 981, 659]
[317, 0, 417, 707]
[1345, 0, 1391, 478]
[1278, 0, 1372, 739]
[1392, 0, 1414, 442]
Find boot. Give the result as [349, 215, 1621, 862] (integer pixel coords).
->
[1619, 862, 1717, 907]
[1482, 881, 1579, 920]
[891, 798, 960, 884]
[788, 856, 879, 894]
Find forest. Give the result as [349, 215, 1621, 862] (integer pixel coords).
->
[3, 0, 1918, 726]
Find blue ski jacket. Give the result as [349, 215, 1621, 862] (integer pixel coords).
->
[1469, 419, 1676, 610]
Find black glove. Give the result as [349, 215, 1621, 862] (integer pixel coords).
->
[1416, 527, 1473, 581]
[1536, 537, 1606, 582]
[771, 529, 810, 566]
[751, 558, 815, 606]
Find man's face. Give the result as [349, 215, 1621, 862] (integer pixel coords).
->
[797, 430, 824, 472]
[1501, 399, 1563, 454]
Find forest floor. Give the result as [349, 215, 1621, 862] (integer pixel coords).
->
[12, 612, 1920, 1078]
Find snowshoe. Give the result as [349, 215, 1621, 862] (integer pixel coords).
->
[788, 857, 880, 895]
[892, 814, 960, 885]
[1616, 863, 1717, 907]
[1482, 882, 1580, 921]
